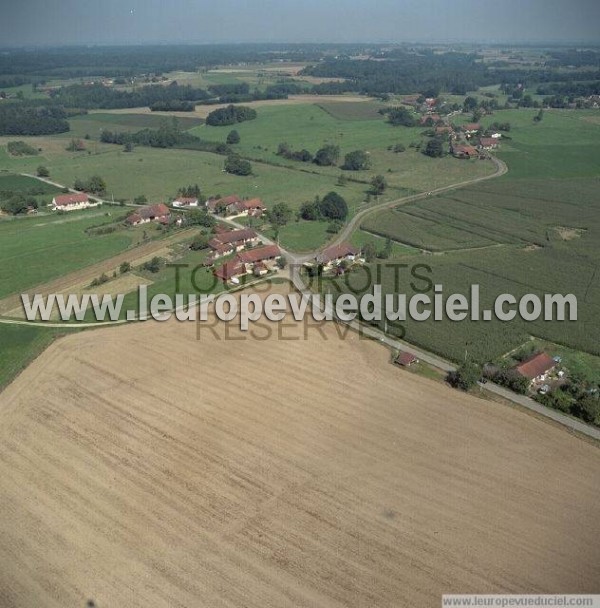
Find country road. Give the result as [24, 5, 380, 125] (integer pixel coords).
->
[8, 159, 600, 441]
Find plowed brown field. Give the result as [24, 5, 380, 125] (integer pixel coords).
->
[0, 287, 598, 607]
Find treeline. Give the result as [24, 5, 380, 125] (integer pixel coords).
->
[0, 104, 69, 136]
[100, 118, 231, 154]
[305, 52, 490, 95]
[0, 44, 335, 79]
[51, 82, 211, 110]
[536, 81, 600, 98]
[205, 82, 306, 104]
[150, 100, 196, 111]
[303, 51, 600, 96]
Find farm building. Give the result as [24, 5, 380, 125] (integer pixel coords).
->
[209, 228, 260, 252]
[213, 259, 246, 284]
[394, 352, 419, 367]
[478, 137, 498, 150]
[514, 352, 556, 384]
[462, 123, 481, 135]
[452, 144, 478, 159]
[317, 243, 360, 267]
[206, 195, 266, 217]
[172, 196, 199, 208]
[206, 240, 235, 260]
[236, 198, 266, 217]
[435, 126, 453, 135]
[51, 193, 95, 212]
[126, 203, 171, 226]
[237, 244, 281, 265]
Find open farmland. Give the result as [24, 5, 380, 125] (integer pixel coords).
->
[0, 285, 598, 608]
[0, 209, 137, 300]
[351, 177, 600, 364]
[191, 102, 496, 192]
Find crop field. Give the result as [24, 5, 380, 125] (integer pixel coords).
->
[66, 112, 204, 138]
[0, 285, 598, 607]
[350, 177, 600, 364]
[362, 176, 600, 251]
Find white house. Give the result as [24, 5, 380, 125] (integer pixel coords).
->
[172, 196, 199, 208]
[52, 193, 96, 212]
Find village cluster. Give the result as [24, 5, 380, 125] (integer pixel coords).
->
[51, 191, 362, 286]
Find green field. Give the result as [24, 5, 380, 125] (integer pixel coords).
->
[457, 108, 600, 180]
[65, 112, 204, 139]
[190, 102, 496, 192]
[0, 324, 74, 390]
[0, 209, 134, 298]
[0, 173, 62, 194]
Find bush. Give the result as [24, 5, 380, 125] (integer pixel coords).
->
[141, 256, 163, 273]
[447, 361, 481, 391]
[341, 150, 371, 171]
[36, 165, 50, 177]
[119, 261, 131, 274]
[326, 220, 344, 233]
[7, 141, 38, 156]
[224, 154, 252, 176]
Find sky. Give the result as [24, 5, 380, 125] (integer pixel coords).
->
[1, 0, 599, 47]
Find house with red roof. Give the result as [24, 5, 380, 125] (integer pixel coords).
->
[317, 243, 360, 267]
[462, 123, 481, 135]
[478, 137, 498, 150]
[451, 144, 478, 159]
[209, 228, 259, 252]
[126, 203, 171, 226]
[238, 245, 281, 266]
[51, 193, 95, 212]
[514, 352, 556, 384]
[213, 259, 245, 284]
[394, 351, 419, 367]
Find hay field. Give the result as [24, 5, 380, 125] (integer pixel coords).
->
[0, 286, 598, 607]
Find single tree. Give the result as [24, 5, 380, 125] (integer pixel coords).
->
[36, 165, 49, 178]
[226, 129, 240, 144]
[371, 174, 387, 195]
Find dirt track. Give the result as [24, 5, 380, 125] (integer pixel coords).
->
[0, 285, 598, 608]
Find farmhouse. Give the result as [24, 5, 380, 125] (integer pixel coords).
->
[206, 195, 266, 217]
[213, 259, 246, 284]
[206, 240, 235, 260]
[172, 196, 199, 208]
[51, 193, 95, 212]
[238, 244, 281, 265]
[317, 243, 360, 267]
[452, 144, 478, 159]
[514, 352, 556, 384]
[236, 198, 266, 217]
[462, 123, 481, 135]
[478, 137, 498, 150]
[126, 203, 171, 226]
[209, 228, 259, 252]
